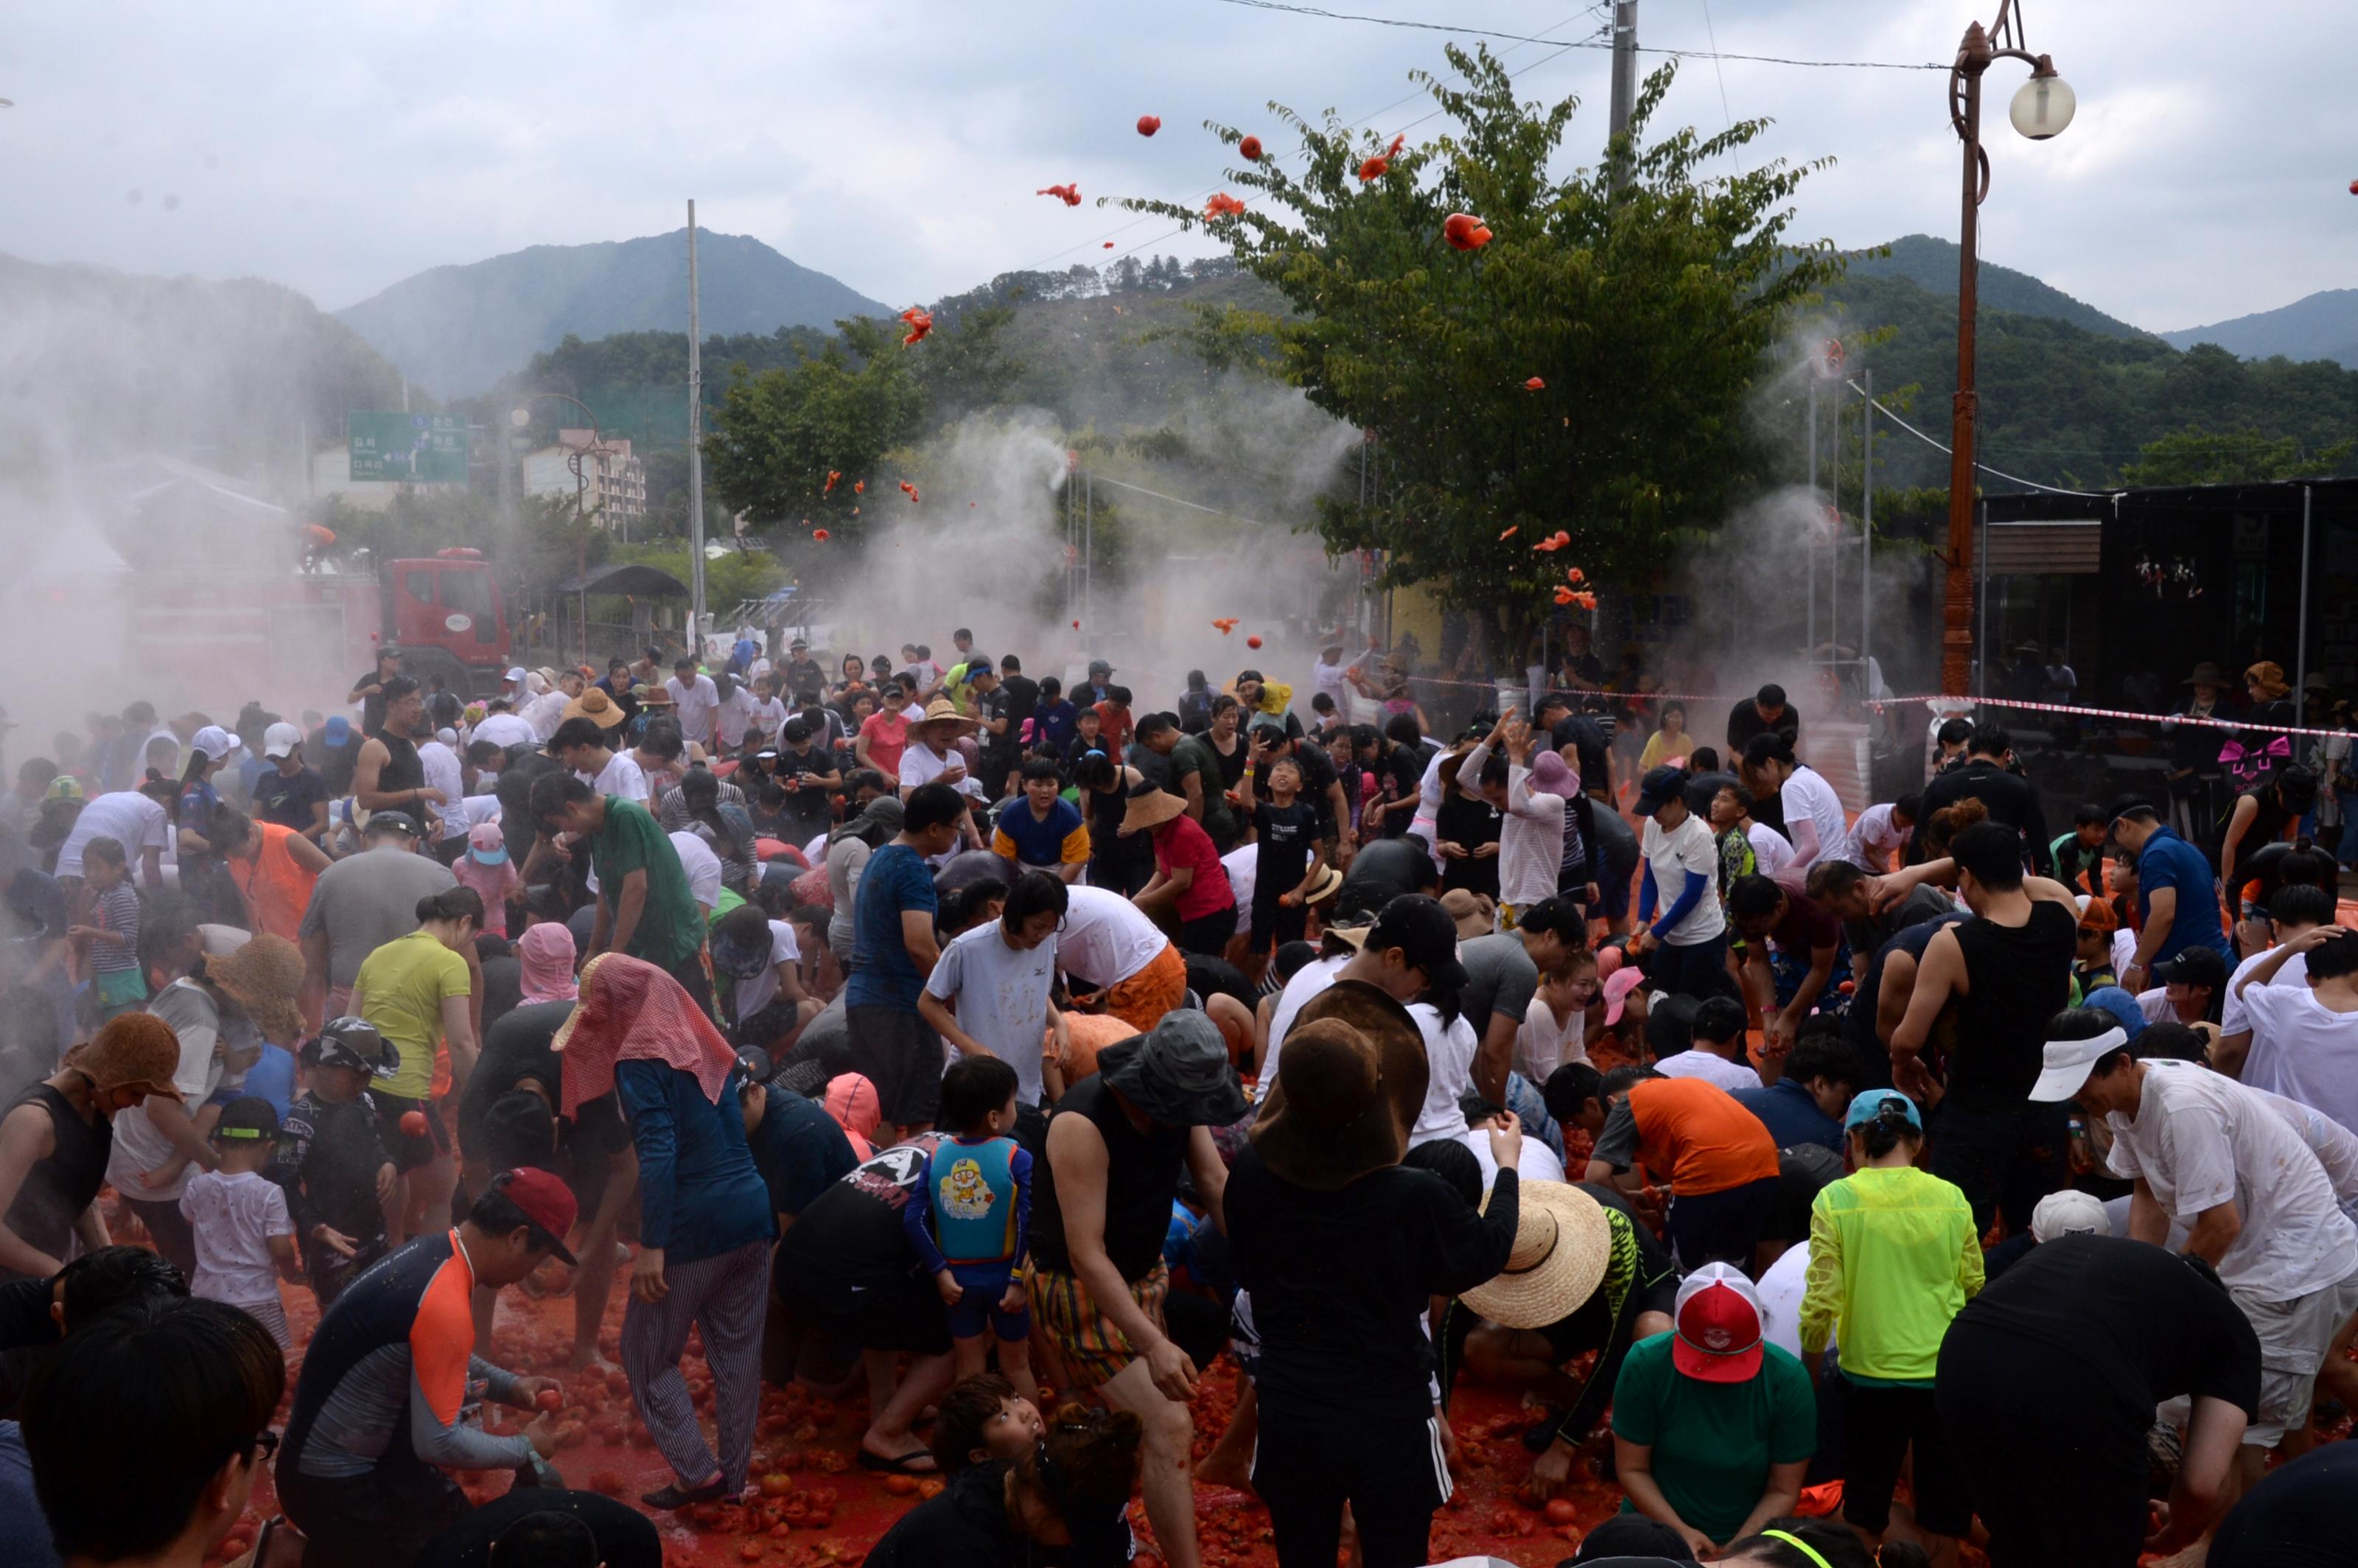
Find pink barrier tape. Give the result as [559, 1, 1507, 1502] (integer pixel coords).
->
[1863, 693, 2343, 740]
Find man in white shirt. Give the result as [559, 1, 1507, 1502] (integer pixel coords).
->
[1840, 796, 1917, 871]
[713, 674, 760, 752]
[665, 657, 721, 746]
[2035, 1027, 2358, 1456]
[1652, 995, 1762, 1093]
[668, 830, 724, 915]
[418, 728, 467, 860]
[1631, 766, 1729, 1000]
[917, 874, 1066, 1107]
[1259, 895, 1468, 1090]
[552, 718, 651, 805]
[1310, 637, 1373, 727]
[746, 675, 790, 749]
[1740, 736, 1848, 880]
[469, 700, 536, 751]
[2234, 922, 2358, 1135]
[2215, 884, 2329, 1080]
[521, 670, 583, 743]
[53, 786, 172, 886]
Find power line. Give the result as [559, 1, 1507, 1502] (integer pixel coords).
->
[1844, 379, 2110, 497]
[1205, 0, 1948, 69]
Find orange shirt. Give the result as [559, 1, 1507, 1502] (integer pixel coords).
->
[1626, 1077, 1780, 1196]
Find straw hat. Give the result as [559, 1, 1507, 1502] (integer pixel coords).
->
[200, 934, 307, 1043]
[1251, 980, 1427, 1190]
[561, 686, 626, 731]
[1122, 789, 1189, 833]
[917, 697, 979, 732]
[1439, 888, 1497, 939]
[1300, 862, 1344, 905]
[67, 1013, 187, 1103]
[1459, 1180, 1613, 1329]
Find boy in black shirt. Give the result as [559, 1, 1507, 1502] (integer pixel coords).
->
[1241, 741, 1323, 956]
[269, 1018, 397, 1308]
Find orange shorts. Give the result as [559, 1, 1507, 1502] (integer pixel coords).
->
[1103, 942, 1186, 1035]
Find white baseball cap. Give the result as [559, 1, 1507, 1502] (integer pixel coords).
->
[2026, 1026, 2130, 1103]
[262, 721, 303, 760]
[2031, 1189, 2111, 1243]
[192, 724, 244, 760]
[503, 666, 528, 686]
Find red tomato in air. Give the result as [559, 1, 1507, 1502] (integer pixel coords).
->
[1137, 114, 1161, 136]
[1246, 635, 1263, 649]
[399, 1110, 428, 1137]
[1239, 135, 1263, 161]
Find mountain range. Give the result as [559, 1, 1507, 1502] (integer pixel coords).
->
[2162, 289, 2358, 371]
[332, 229, 892, 399]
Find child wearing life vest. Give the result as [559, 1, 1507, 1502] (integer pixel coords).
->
[901, 1054, 1038, 1402]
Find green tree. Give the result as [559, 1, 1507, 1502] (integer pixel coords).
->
[704, 340, 925, 542]
[2115, 422, 2354, 487]
[1122, 46, 1844, 628]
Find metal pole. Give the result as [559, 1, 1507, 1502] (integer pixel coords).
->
[1974, 500, 1988, 699]
[1607, 0, 1639, 190]
[1806, 380, 1818, 657]
[1861, 368, 1873, 695]
[1084, 472, 1094, 630]
[686, 200, 708, 656]
[2295, 485, 2315, 723]
[1942, 27, 1990, 696]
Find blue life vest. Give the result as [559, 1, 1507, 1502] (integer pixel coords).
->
[928, 1136, 1020, 1264]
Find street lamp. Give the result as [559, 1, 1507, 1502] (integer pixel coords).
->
[512, 393, 609, 666]
[1939, 1, 2074, 696]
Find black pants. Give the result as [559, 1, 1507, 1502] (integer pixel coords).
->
[1937, 1323, 2149, 1567]
[413, 1485, 663, 1568]
[1650, 931, 1736, 1001]
[277, 1448, 471, 1568]
[1253, 1406, 1449, 1568]
[1665, 1175, 1778, 1271]
[125, 1196, 197, 1280]
[1841, 1379, 1970, 1537]
[1176, 904, 1239, 958]
[1928, 1099, 2068, 1235]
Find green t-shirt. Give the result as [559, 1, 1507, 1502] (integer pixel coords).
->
[592, 796, 703, 967]
[1609, 1332, 1816, 1545]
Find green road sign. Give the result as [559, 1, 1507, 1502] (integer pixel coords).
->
[349, 412, 470, 483]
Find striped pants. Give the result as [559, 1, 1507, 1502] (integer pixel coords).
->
[623, 1238, 769, 1492]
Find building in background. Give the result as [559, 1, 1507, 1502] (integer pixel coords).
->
[522, 429, 646, 531]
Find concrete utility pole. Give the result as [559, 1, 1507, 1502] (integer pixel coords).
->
[687, 200, 707, 654]
[1607, 0, 1639, 188]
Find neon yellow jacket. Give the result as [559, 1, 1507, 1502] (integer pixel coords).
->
[1798, 1164, 1982, 1385]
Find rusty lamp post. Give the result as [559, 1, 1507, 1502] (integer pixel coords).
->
[1941, 1, 2075, 695]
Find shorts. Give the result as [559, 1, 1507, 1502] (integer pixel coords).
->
[1028, 1259, 1169, 1390]
[1103, 943, 1186, 1034]
[945, 1262, 1030, 1343]
[1243, 896, 1304, 957]
[844, 1006, 945, 1127]
[373, 1090, 449, 1175]
[1176, 904, 1240, 959]
[2236, 1267, 2358, 1445]
[226, 1294, 293, 1351]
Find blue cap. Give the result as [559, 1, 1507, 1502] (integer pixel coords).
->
[323, 715, 351, 746]
[2081, 984, 2149, 1042]
[1842, 1089, 1923, 1135]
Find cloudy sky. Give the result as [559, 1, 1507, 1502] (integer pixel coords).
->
[1, 0, 2348, 332]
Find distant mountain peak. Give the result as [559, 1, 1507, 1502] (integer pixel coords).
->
[2161, 288, 2358, 370]
[332, 230, 892, 398]
[1843, 234, 2152, 341]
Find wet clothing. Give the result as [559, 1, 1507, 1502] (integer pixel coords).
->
[1946, 902, 2077, 1112]
[1030, 1072, 1188, 1283]
[268, 1089, 393, 1306]
[373, 732, 430, 836]
[0, 1084, 108, 1281]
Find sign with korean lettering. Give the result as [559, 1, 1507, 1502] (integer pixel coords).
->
[349, 413, 470, 483]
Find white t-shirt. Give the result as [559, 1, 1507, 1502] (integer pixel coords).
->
[1516, 993, 1586, 1083]
[733, 919, 802, 1018]
[521, 691, 570, 743]
[1407, 1000, 1480, 1151]
[108, 979, 237, 1202]
[1465, 1127, 1567, 1191]
[715, 685, 760, 749]
[669, 830, 724, 911]
[471, 712, 536, 750]
[2254, 1086, 2358, 1219]
[1262, 955, 1348, 1088]
[900, 739, 983, 799]
[1222, 845, 1259, 935]
[178, 1169, 292, 1308]
[443, 794, 502, 834]
[2111, 928, 2139, 978]
[2105, 1059, 2358, 1301]
[1056, 885, 1171, 991]
[1654, 1049, 1761, 1093]
[2241, 982, 2358, 1135]
[584, 750, 651, 805]
[2222, 948, 2309, 1040]
[747, 696, 789, 743]
[1777, 765, 1849, 870]
[666, 675, 721, 743]
[1640, 814, 1726, 945]
[1747, 822, 1797, 887]
[55, 791, 172, 878]
[925, 923, 1061, 1107]
[1841, 802, 1906, 870]
[419, 741, 465, 839]
[2135, 987, 2176, 1023]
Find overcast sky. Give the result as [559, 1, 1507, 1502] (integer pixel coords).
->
[1, 0, 2348, 332]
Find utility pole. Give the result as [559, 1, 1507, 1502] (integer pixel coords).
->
[1607, 0, 1639, 189]
[687, 200, 707, 656]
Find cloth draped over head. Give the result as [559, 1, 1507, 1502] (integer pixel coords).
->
[552, 952, 737, 1119]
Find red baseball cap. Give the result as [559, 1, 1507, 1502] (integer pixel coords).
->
[495, 1168, 578, 1264]
[1670, 1263, 1765, 1383]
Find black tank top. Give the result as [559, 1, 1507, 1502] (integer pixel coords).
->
[0, 1083, 111, 1278]
[1949, 900, 2077, 1110]
[1029, 1072, 1188, 1282]
[375, 732, 427, 833]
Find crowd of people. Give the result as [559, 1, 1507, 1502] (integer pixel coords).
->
[0, 621, 2352, 1568]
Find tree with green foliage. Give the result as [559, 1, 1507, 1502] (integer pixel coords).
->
[1121, 45, 1844, 631]
[2116, 422, 2355, 487]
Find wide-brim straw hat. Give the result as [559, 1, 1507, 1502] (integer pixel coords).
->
[1301, 862, 1345, 905]
[561, 687, 626, 731]
[68, 1013, 187, 1102]
[1251, 980, 1427, 1190]
[1460, 1180, 1614, 1329]
[1122, 789, 1189, 832]
[201, 934, 307, 1044]
[917, 698, 980, 732]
